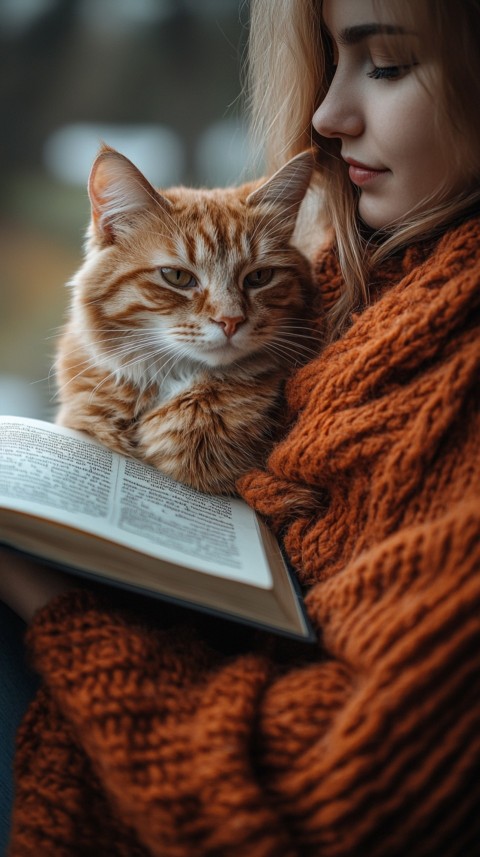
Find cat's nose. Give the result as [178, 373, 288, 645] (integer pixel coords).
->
[210, 315, 245, 338]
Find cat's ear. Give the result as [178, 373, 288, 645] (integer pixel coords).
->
[88, 145, 171, 244]
[246, 149, 315, 238]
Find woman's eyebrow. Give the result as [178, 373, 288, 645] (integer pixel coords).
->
[338, 23, 407, 46]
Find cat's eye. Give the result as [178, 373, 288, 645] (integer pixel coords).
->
[160, 267, 196, 289]
[244, 268, 274, 288]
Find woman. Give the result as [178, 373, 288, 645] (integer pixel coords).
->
[1, 1, 479, 854]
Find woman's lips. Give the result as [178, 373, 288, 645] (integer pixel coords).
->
[346, 159, 389, 187]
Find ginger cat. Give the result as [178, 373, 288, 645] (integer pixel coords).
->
[55, 146, 317, 494]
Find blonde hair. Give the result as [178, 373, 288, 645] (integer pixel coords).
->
[247, 0, 480, 336]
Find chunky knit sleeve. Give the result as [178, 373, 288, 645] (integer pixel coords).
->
[11, 500, 480, 857]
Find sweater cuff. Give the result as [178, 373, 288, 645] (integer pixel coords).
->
[29, 587, 102, 628]
[24, 588, 109, 665]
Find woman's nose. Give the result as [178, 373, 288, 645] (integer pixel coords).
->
[312, 73, 364, 140]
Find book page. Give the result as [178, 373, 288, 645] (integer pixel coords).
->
[0, 418, 116, 518]
[117, 458, 242, 571]
[0, 417, 272, 586]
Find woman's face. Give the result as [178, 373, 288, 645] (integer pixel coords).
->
[312, 0, 468, 229]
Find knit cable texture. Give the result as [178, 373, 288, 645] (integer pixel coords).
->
[9, 217, 480, 857]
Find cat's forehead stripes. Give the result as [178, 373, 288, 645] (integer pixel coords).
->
[149, 199, 256, 277]
[171, 198, 253, 257]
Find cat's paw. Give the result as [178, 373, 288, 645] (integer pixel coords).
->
[135, 399, 266, 494]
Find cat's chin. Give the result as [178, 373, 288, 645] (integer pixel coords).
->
[193, 343, 258, 369]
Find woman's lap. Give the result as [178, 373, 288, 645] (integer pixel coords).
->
[0, 601, 39, 856]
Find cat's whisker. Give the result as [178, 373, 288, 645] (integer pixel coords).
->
[276, 323, 320, 336]
[279, 328, 321, 339]
[83, 327, 172, 354]
[33, 371, 57, 387]
[263, 338, 317, 365]
[276, 322, 323, 345]
[157, 346, 192, 386]
[88, 374, 116, 399]
[262, 342, 301, 364]
[87, 345, 168, 400]
[54, 363, 101, 399]
[276, 331, 322, 350]
[104, 343, 176, 374]
[53, 336, 154, 358]
[278, 336, 321, 349]
[277, 343, 322, 360]
[45, 326, 71, 339]
[50, 324, 156, 341]
[62, 342, 138, 367]
[277, 317, 320, 331]
[273, 337, 320, 359]
[53, 339, 164, 399]
[89, 350, 157, 399]
[58, 326, 162, 335]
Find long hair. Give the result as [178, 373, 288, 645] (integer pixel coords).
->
[247, 0, 480, 337]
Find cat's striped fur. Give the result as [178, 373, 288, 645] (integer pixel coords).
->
[55, 146, 317, 493]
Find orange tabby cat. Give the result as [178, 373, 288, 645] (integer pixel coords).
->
[55, 145, 317, 494]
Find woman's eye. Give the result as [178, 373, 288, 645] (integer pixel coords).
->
[244, 268, 274, 288]
[160, 268, 196, 288]
[367, 64, 412, 81]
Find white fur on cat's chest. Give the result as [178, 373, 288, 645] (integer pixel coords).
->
[155, 362, 206, 403]
[117, 354, 207, 405]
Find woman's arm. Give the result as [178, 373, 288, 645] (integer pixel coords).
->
[0, 549, 74, 623]
[10, 500, 479, 857]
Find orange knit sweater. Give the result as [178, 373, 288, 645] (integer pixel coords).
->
[9, 217, 480, 857]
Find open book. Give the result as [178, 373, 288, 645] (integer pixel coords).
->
[0, 416, 313, 640]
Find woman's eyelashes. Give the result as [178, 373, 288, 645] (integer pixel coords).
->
[326, 41, 417, 83]
[367, 63, 413, 80]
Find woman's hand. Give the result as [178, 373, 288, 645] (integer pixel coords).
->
[0, 549, 74, 623]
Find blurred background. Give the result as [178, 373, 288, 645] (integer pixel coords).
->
[0, 0, 253, 420]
